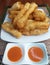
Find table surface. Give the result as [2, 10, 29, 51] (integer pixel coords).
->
[0, 7, 50, 65]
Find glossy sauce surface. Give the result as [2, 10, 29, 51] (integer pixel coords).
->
[7, 46, 23, 62]
[28, 47, 44, 62]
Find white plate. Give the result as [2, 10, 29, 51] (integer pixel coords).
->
[1, 9, 50, 42]
[2, 43, 48, 65]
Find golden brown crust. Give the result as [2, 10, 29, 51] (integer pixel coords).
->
[11, 2, 24, 10]
[13, 2, 38, 28]
[2, 22, 22, 38]
[21, 29, 48, 36]
[33, 9, 46, 21]
[23, 18, 49, 31]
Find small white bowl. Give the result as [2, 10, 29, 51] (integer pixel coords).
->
[25, 43, 48, 65]
[2, 43, 24, 65]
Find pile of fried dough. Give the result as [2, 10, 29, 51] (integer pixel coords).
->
[2, 2, 50, 38]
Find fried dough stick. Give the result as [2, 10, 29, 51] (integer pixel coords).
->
[33, 9, 46, 21]
[22, 29, 48, 36]
[11, 2, 24, 10]
[16, 3, 38, 28]
[14, 2, 30, 22]
[13, 2, 30, 28]
[24, 18, 49, 31]
[8, 2, 24, 18]
[30, 29, 48, 35]
[8, 14, 17, 19]
[9, 10, 20, 15]
[2, 22, 22, 38]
